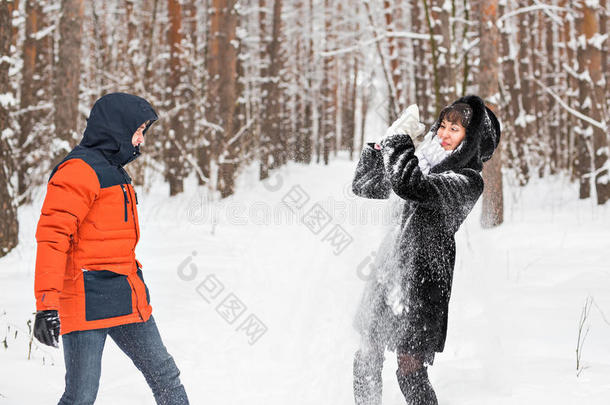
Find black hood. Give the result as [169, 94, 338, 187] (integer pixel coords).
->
[80, 92, 158, 167]
[429, 94, 501, 174]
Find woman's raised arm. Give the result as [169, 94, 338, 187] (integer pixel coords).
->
[352, 143, 392, 200]
[381, 134, 483, 211]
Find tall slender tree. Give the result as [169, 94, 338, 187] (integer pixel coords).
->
[259, 0, 284, 178]
[0, 0, 19, 257]
[577, 1, 609, 204]
[18, 0, 53, 204]
[165, 0, 186, 195]
[423, 0, 456, 116]
[207, 0, 240, 197]
[477, 0, 503, 228]
[319, 0, 336, 165]
[53, 0, 84, 166]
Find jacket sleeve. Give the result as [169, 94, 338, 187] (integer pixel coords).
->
[352, 143, 392, 199]
[380, 134, 484, 210]
[34, 159, 100, 311]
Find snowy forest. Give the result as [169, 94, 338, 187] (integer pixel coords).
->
[0, 0, 608, 257]
[0, 1, 609, 403]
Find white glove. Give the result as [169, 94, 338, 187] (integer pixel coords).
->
[380, 104, 426, 146]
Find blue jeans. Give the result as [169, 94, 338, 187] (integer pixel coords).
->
[58, 316, 189, 405]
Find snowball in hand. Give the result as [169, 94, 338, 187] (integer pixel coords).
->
[383, 104, 426, 141]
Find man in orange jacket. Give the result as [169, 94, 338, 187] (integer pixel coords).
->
[33, 93, 189, 404]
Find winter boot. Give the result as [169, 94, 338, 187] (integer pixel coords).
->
[395, 366, 438, 405]
[353, 349, 384, 405]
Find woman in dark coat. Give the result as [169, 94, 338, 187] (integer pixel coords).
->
[351, 95, 501, 405]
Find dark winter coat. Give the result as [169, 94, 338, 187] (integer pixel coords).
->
[352, 95, 501, 356]
[34, 93, 158, 335]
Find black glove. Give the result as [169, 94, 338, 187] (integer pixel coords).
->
[33, 310, 60, 348]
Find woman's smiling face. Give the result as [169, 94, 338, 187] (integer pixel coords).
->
[436, 119, 466, 151]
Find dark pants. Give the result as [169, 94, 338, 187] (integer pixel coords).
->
[58, 315, 189, 405]
[353, 334, 437, 405]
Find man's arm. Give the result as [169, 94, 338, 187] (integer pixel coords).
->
[34, 159, 99, 311]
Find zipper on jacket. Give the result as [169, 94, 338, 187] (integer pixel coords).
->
[118, 166, 132, 183]
[127, 185, 139, 242]
[120, 185, 129, 222]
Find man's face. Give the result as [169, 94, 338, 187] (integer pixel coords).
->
[131, 121, 149, 147]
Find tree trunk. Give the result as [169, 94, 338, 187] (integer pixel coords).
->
[166, 0, 185, 196]
[363, 0, 397, 121]
[196, 0, 211, 186]
[423, 0, 456, 117]
[320, 0, 335, 165]
[602, 0, 608, 99]
[207, 0, 239, 198]
[562, 0, 577, 178]
[53, 0, 84, 167]
[435, 0, 456, 106]
[514, 0, 531, 186]
[259, 0, 283, 178]
[292, 2, 305, 163]
[574, 1, 602, 200]
[6, 0, 18, 46]
[411, 0, 430, 121]
[384, 0, 402, 114]
[578, 2, 609, 204]
[142, 0, 159, 88]
[477, 0, 503, 228]
[527, 11, 542, 178]
[19, 0, 37, 194]
[545, 3, 560, 175]
[498, 1, 518, 177]
[460, 0, 471, 97]
[0, 0, 19, 257]
[258, 0, 270, 179]
[341, 56, 357, 160]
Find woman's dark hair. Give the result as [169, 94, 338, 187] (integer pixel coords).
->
[438, 102, 473, 128]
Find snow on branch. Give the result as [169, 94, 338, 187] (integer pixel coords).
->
[532, 0, 565, 26]
[12, 102, 53, 116]
[497, 4, 570, 27]
[226, 118, 254, 146]
[582, 161, 610, 179]
[0, 93, 17, 108]
[320, 31, 440, 57]
[455, 38, 480, 65]
[170, 137, 210, 184]
[449, 16, 477, 26]
[531, 77, 607, 132]
[387, 31, 432, 40]
[32, 24, 56, 40]
[157, 99, 225, 134]
[562, 62, 591, 83]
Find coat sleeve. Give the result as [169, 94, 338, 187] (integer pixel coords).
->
[380, 134, 484, 210]
[34, 159, 100, 311]
[352, 143, 392, 199]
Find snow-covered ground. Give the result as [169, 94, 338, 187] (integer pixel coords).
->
[1, 155, 609, 404]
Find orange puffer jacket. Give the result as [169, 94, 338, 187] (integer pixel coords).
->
[34, 93, 158, 335]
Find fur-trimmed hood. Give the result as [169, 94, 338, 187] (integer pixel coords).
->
[429, 95, 501, 174]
